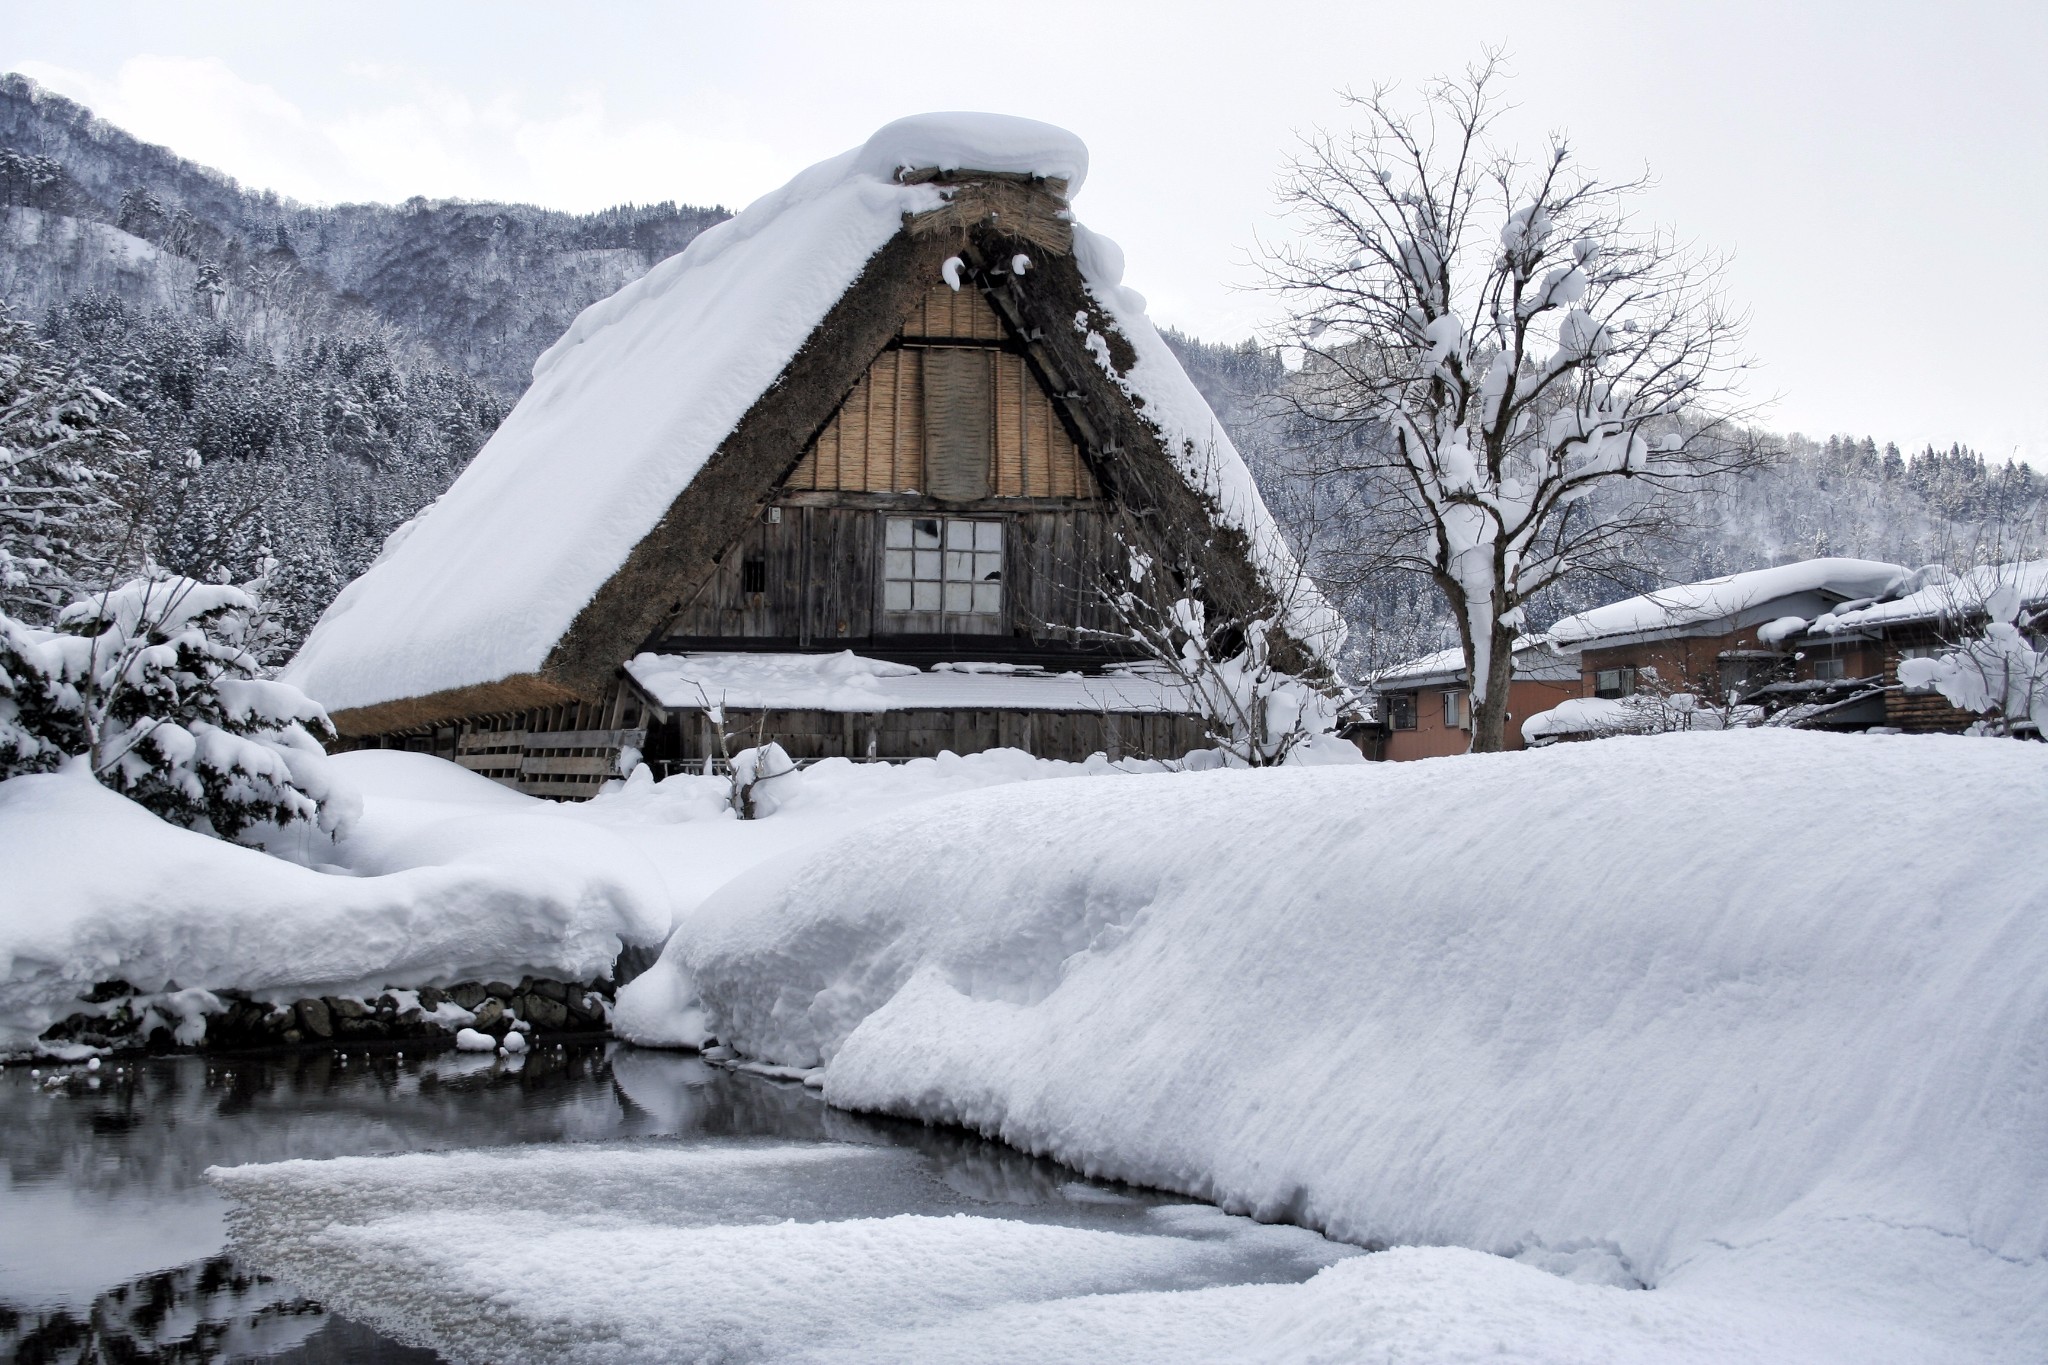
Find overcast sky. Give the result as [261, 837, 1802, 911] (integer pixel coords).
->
[5, 1, 2042, 463]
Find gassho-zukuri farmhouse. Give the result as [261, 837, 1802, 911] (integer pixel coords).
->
[282, 113, 1343, 796]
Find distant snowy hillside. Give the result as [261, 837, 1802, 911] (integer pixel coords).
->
[0, 73, 728, 397]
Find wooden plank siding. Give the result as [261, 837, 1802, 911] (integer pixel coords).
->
[784, 283, 1097, 500]
[642, 705, 1210, 770]
[661, 503, 1127, 653]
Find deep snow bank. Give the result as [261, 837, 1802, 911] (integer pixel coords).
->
[621, 730, 2048, 1359]
[0, 755, 668, 1049]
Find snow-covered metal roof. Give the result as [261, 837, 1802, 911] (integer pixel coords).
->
[625, 652, 1205, 715]
[1541, 559, 1907, 649]
[1805, 560, 2048, 635]
[1373, 642, 1579, 688]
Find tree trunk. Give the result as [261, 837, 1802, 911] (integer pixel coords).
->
[1468, 620, 1520, 754]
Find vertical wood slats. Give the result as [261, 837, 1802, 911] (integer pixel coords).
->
[787, 285, 1096, 499]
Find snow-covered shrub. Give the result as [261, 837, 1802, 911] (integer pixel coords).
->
[728, 741, 798, 819]
[0, 574, 354, 838]
[1522, 689, 1761, 746]
[1897, 584, 2047, 736]
[1157, 597, 1350, 766]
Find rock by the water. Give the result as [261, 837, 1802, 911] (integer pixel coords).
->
[294, 998, 333, 1040]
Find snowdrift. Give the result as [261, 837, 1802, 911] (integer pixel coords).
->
[0, 755, 669, 1049]
[621, 729, 2048, 1360]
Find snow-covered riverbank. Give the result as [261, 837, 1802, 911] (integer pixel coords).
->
[9, 725, 2042, 1360]
[0, 745, 1138, 1052]
[615, 730, 2047, 1362]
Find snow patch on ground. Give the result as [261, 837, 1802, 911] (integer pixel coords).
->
[619, 729, 2048, 1361]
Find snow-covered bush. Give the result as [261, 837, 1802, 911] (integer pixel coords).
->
[0, 574, 353, 838]
[1156, 599, 1350, 766]
[727, 741, 798, 819]
[1522, 689, 1760, 746]
[1897, 584, 2047, 736]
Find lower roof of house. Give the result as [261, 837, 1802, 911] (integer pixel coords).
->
[625, 651, 1205, 715]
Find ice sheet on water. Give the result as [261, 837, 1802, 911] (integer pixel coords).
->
[211, 1141, 1355, 1365]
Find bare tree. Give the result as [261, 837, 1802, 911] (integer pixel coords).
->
[1263, 56, 1768, 751]
[1085, 494, 1354, 768]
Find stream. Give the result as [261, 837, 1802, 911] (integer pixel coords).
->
[2, 1042, 1348, 1363]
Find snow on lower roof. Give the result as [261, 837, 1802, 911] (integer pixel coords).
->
[282, 112, 1333, 717]
[1806, 559, 2048, 634]
[1373, 642, 1578, 688]
[626, 652, 1204, 715]
[1542, 558, 1906, 648]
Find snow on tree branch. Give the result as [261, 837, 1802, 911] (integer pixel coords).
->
[1261, 54, 1769, 752]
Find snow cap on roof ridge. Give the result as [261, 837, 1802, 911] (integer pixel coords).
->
[853, 112, 1089, 193]
[533, 113, 1086, 386]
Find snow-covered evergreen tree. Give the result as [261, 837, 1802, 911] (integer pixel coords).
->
[0, 301, 137, 621]
[0, 573, 354, 838]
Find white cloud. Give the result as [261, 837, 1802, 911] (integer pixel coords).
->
[14, 54, 788, 212]
[16, 55, 374, 202]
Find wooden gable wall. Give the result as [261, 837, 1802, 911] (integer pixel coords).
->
[783, 282, 1099, 499]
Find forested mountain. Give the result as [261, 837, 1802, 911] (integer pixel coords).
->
[0, 73, 726, 651]
[2, 71, 2038, 673]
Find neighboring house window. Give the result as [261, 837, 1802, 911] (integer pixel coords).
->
[1386, 691, 1417, 731]
[1442, 689, 1470, 729]
[1812, 657, 1847, 681]
[1712, 654, 1777, 699]
[1593, 667, 1637, 699]
[883, 516, 1002, 617]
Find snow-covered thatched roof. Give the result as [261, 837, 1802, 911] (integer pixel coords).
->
[1541, 559, 1907, 649]
[284, 114, 1336, 733]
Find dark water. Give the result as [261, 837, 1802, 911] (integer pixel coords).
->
[1, 1043, 1326, 1363]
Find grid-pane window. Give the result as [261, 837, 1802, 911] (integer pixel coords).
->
[884, 516, 1001, 617]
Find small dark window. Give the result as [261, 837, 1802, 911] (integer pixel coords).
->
[1386, 691, 1417, 731]
[1593, 667, 1637, 699]
[741, 556, 767, 595]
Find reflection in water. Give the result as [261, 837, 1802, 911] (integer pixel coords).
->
[4, 1043, 1239, 1363]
